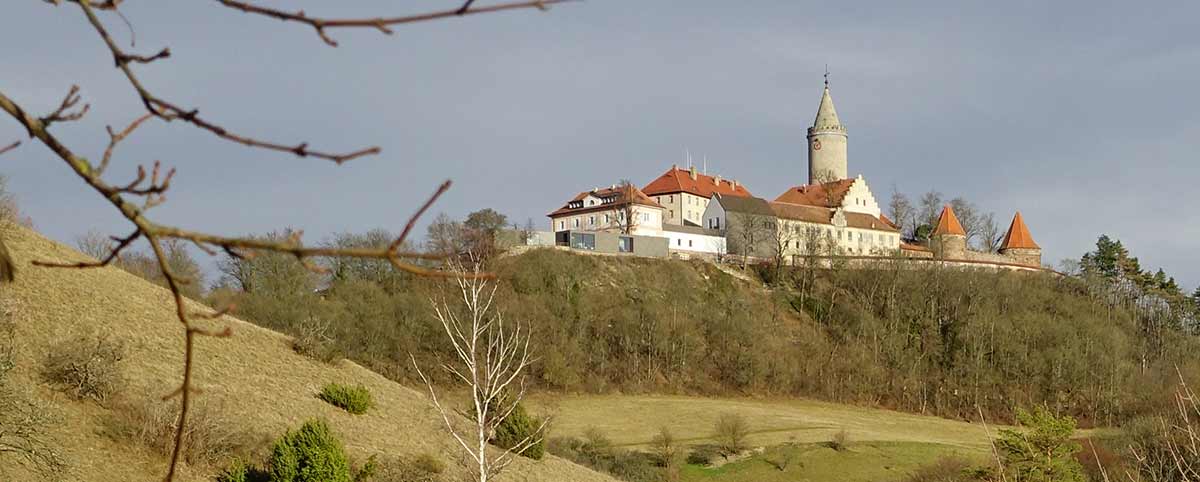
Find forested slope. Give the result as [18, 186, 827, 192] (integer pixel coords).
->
[219, 244, 1200, 426]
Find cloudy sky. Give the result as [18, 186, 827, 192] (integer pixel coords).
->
[3, 1, 1199, 289]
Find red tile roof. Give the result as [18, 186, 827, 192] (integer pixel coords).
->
[879, 214, 901, 230]
[548, 185, 663, 217]
[933, 204, 966, 236]
[773, 179, 855, 208]
[1000, 211, 1040, 250]
[642, 166, 753, 199]
[769, 201, 899, 233]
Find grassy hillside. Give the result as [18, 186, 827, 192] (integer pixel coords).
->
[533, 394, 993, 449]
[0, 224, 616, 482]
[534, 394, 992, 482]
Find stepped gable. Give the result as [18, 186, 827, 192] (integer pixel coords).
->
[773, 178, 855, 208]
[933, 204, 966, 236]
[641, 166, 752, 198]
[1000, 211, 1040, 250]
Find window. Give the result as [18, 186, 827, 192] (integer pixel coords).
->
[573, 218, 579, 228]
[669, 210, 674, 219]
[642, 212, 650, 222]
[604, 214, 610, 224]
[688, 240, 693, 247]
[589, 215, 595, 226]
[570, 232, 596, 250]
[558, 220, 564, 230]
[619, 236, 634, 253]
[784, 241, 790, 248]
[677, 239, 681, 246]
[668, 195, 673, 203]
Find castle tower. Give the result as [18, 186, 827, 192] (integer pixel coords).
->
[998, 211, 1042, 267]
[807, 75, 848, 184]
[931, 204, 967, 260]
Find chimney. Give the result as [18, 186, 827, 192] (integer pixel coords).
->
[689, 165, 697, 180]
[732, 179, 738, 189]
[714, 175, 722, 185]
[671, 163, 677, 170]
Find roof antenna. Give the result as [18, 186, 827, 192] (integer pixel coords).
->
[703, 155, 708, 175]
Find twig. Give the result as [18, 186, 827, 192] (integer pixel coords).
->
[98, 113, 153, 176]
[76, 1, 380, 164]
[216, 0, 571, 47]
[32, 230, 139, 268]
[39, 85, 89, 127]
[0, 140, 18, 156]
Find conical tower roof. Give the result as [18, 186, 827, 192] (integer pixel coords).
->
[1000, 211, 1040, 250]
[812, 85, 843, 130]
[933, 204, 966, 236]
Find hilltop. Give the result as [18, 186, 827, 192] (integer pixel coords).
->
[0, 224, 616, 482]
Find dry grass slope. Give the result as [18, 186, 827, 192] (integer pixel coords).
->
[1, 224, 615, 482]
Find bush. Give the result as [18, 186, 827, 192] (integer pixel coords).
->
[996, 407, 1085, 482]
[105, 396, 263, 465]
[685, 445, 721, 466]
[546, 431, 658, 482]
[827, 429, 849, 451]
[0, 304, 66, 477]
[713, 413, 749, 456]
[490, 402, 545, 460]
[318, 383, 373, 415]
[42, 330, 126, 402]
[269, 419, 351, 482]
[216, 459, 270, 482]
[359, 453, 445, 482]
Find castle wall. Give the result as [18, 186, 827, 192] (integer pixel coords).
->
[933, 234, 967, 260]
[999, 247, 1042, 268]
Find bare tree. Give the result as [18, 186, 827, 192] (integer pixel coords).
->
[887, 186, 914, 239]
[75, 230, 114, 260]
[725, 212, 771, 269]
[977, 212, 1003, 253]
[413, 258, 545, 482]
[612, 179, 640, 235]
[768, 220, 798, 279]
[949, 197, 983, 247]
[0, 2, 568, 480]
[917, 190, 944, 235]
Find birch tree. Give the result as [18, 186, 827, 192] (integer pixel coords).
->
[413, 258, 545, 482]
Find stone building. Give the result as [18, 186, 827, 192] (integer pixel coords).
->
[548, 184, 665, 237]
[642, 165, 752, 227]
[923, 205, 1043, 268]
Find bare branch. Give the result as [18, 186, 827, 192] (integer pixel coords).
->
[0, 140, 18, 156]
[216, 0, 571, 47]
[76, 1, 380, 164]
[33, 230, 139, 269]
[39, 85, 90, 127]
[42, 0, 125, 11]
[99, 113, 153, 175]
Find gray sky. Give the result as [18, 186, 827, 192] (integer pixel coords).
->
[3, 1, 1199, 290]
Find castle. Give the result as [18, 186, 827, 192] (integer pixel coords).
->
[547, 77, 1043, 269]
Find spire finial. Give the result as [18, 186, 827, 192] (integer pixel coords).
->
[824, 64, 830, 88]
